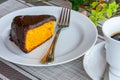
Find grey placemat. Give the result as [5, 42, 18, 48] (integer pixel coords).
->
[23, 0, 72, 8]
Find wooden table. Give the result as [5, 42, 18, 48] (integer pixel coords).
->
[0, 0, 105, 80]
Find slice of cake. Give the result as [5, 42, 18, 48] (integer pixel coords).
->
[9, 15, 56, 53]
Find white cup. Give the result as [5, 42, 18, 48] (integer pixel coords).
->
[102, 16, 120, 78]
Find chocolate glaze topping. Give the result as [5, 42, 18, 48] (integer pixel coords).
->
[9, 15, 56, 53]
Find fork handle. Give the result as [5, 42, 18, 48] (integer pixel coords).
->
[40, 28, 62, 63]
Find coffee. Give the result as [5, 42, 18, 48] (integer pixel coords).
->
[111, 32, 120, 41]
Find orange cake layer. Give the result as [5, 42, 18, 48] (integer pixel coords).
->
[9, 15, 56, 53]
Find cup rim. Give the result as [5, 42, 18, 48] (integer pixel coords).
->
[102, 16, 120, 43]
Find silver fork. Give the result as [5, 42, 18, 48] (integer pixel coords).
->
[40, 7, 71, 64]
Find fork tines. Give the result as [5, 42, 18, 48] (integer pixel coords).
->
[58, 8, 71, 27]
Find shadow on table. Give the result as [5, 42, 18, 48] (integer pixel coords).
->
[0, 0, 7, 4]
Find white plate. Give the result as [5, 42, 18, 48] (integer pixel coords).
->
[83, 42, 107, 80]
[0, 6, 98, 66]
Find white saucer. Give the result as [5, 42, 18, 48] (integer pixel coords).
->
[83, 42, 107, 80]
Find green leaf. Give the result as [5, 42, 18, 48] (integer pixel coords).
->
[89, 16, 95, 21]
[91, 10, 97, 16]
[109, 1, 116, 8]
[96, 4, 101, 11]
[108, 1, 119, 12]
[102, 3, 107, 8]
[100, 16, 106, 20]
[91, 2, 98, 8]
[107, 9, 112, 18]
[89, 15, 98, 26]
[98, 11, 103, 16]
[72, 6, 79, 11]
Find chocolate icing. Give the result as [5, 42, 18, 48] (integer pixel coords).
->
[9, 15, 56, 53]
